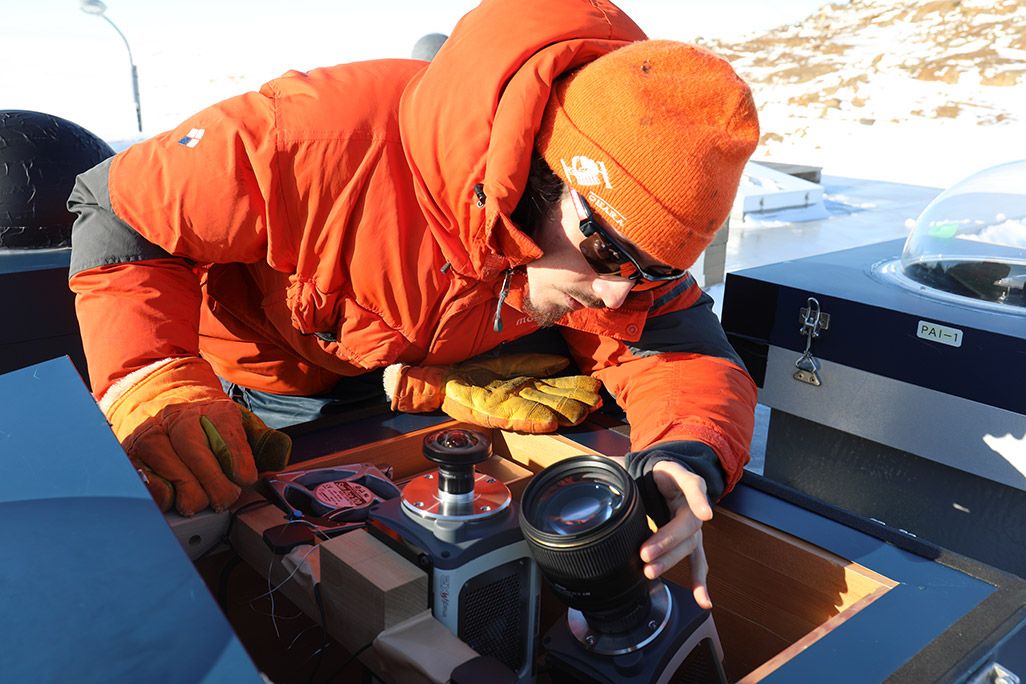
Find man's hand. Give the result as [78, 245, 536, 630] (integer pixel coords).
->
[638, 460, 714, 609]
[102, 357, 291, 516]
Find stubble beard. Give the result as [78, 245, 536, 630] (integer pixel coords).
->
[523, 288, 603, 328]
[523, 291, 569, 328]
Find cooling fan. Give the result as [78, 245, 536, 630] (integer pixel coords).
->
[260, 464, 401, 552]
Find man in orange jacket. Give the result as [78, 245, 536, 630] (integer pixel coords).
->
[68, 0, 758, 609]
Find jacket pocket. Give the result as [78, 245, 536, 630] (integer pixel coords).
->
[285, 275, 414, 369]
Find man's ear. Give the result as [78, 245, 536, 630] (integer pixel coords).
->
[531, 187, 572, 251]
[512, 151, 567, 236]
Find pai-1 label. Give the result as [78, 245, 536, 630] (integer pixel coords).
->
[916, 320, 963, 347]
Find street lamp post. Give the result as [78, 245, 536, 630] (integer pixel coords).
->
[80, 0, 142, 133]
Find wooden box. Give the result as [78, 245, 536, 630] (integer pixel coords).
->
[184, 411, 1026, 682]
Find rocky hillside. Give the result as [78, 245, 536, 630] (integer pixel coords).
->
[701, 0, 1026, 184]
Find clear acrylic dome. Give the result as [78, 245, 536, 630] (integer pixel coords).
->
[901, 160, 1026, 309]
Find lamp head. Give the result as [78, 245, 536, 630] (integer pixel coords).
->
[80, 0, 107, 16]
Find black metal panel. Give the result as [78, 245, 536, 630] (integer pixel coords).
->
[764, 409, 1026, 578]
[721, 271, 781, 343]
[721, 272, 780, 387]
[0, 262, 86, 378]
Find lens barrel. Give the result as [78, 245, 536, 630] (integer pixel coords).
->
[519, 456, 653, 634]
[423, 428, 492, 496]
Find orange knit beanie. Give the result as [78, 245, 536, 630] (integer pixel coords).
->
[537, 41, 760, 270]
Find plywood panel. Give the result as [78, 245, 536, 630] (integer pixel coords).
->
[493, 430, 605, 472]
[662, 508, 896, 682]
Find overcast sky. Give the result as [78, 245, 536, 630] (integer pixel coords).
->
[3, 0, 840, 141]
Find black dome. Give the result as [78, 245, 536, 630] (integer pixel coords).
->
[0, 110, 114, 249]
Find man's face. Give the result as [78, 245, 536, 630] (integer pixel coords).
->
[523, 189, 670, 327]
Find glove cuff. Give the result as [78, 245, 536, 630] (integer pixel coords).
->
[387, 364, 449, 413]
[103, 356, 229, 440]
[98, 357, 178, 415]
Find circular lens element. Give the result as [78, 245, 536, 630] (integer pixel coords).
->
[533, 474, 624, 536]
[519, 456, 652, 635]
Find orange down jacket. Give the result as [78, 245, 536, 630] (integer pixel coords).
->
[68, 0, 756, 490]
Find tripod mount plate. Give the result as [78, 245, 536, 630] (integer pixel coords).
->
[402, 470, 511, 522]
[568, 580, 673, 655]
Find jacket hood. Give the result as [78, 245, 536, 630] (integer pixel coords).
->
[399, 0, 646, 281]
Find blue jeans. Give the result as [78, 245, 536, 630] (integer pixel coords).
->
[219, 369, 386, 429]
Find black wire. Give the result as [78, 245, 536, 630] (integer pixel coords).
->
[217, 554, 242, 608]
[226, 499, 275, 547]
[322, 642, 373, 683]
[307, 583, 330, 684]
[214, 499, 275, 609]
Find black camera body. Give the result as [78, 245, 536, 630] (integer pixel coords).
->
[520, 455, 727, 683]
[368, 429, 540, 682]
[542, 580, 726, 683]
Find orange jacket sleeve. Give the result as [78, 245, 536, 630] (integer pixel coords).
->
[68, 89, 279, 397]
[561, 278, 756, 494]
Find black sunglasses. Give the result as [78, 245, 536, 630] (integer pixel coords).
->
[571, 190, 687, 284]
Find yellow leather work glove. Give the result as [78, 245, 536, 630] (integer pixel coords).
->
[385, 354, 603, 433]
[101, 357, 291, 516]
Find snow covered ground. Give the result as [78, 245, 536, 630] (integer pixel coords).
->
[710, 0, 1026, 188]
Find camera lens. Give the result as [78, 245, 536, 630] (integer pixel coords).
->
[423, 428, 491, 496]
[519, 456, 652, 634]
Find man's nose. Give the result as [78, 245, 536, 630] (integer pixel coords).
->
[592, 278, 634, 310]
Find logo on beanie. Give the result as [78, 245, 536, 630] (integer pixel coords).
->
[560, 156, 612, 189]
[588, 192, 627, 230]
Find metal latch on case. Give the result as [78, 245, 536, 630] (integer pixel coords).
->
[794, 297, 830, 386]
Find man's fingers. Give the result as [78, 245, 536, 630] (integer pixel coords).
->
[642, 527, 701, 579]
[691, 538, 712, 610]
[682, 478, 713, 521]
[164, 408, 242, 512]
[653, 460, 712, 521]
[127, 425, 209, 516]
[200, 403, 258, 485]
[640, 506, 703, 563]
[239, 407, 292, 472]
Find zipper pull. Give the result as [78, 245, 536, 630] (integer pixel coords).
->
[473, 184, 487, 208]
[493, 268, 513, 333]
